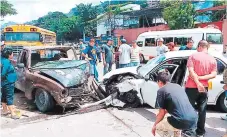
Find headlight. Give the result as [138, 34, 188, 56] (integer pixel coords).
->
[61, 89, 69, 97]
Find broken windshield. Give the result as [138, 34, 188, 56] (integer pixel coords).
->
[137, 54, 166, 77]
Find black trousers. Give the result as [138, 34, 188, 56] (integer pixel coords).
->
[185, 88, 208, 135]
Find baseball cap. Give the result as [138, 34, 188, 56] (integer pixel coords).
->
[107, 38, 113, 41]
[121, 39, 126, 43]
[157, 38, 164, 42]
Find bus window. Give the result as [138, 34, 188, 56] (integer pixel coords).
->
[174, 37, 188, 47]
[206, 33, 222, 44]
[145, 38, 155, 46]
[163, 37, 173, 44]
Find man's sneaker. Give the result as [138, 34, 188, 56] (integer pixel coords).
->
[196, 133, 205, 137]
[221, 115, 227, 120]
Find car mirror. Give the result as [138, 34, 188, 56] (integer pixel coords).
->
[17, 63, 25, 68]
[144, 75, 150, 81]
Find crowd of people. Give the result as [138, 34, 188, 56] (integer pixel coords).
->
[78, 38, 142, 80]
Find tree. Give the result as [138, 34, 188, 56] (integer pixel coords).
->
[75, 3, 99, 37]
[162, 0, 196, 30]
[32, 12, 82, 43]
[210, 1, 226, 22]
[0, 0, 17, 18]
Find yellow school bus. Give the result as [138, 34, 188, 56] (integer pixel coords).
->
[1, 24, 56, 54]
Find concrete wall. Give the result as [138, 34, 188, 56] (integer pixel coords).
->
[113, 25, 169, 44]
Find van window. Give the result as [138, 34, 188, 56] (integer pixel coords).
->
[216, 59, 225, 75]
[163, 37, 173, 44]
[206, 33, 222, 44]
[145, 38, 156, 46]
[174, 37, 189, 47]
[137, 41, 143, 47]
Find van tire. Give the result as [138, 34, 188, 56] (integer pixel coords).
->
[35, 88, 55, 113]
[217, 93, 227, 113]
[140, 54, 145, 63]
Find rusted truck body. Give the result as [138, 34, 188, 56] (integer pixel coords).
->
[15, 46, 101, 112]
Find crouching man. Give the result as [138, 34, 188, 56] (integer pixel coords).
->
[152, 71, 198, 137]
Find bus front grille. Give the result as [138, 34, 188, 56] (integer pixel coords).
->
[7, 46, 24, 54]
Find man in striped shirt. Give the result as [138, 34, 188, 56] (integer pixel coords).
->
[130, 40, 141, 66]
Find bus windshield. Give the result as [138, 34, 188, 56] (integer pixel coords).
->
[5, 32, 40, 41]
[206, 33, 222, 44]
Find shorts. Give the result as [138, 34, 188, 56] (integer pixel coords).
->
[119, 63, 130, 68]
[131, 62, 140, 67]
[156, 118, 181, 137]
[1, 83, 15, 105]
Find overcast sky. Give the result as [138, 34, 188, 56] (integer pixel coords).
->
[3, 0, 101, 23]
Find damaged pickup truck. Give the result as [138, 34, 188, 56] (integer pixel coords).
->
[98, 50, 227, 112]
[15, 46, 102, 112]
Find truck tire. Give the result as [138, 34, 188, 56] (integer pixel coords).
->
[35, 88, 55, 113]
[218, 93, 227, 113]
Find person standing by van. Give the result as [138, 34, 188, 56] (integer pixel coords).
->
[184, 40, 217, 137]
[130, 40, 141, 66]
[79, 39, 86, 60]
[179, 39, 196, 50]
[156, 38, 168, 56]
[119, 39, 131, 68]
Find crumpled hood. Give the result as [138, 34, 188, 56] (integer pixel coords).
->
[40, 68, 87, 87]
[102, 66, 138, 80]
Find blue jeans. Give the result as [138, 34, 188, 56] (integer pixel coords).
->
[97, 52, 101, 61]
[119, 63, 130, 68]
[116, 62, 119, 69]
[104, 62, 112, 75]
[225, 90, 227, 97]
[131, 62, 140, 67]
[89, 63, 99, 81]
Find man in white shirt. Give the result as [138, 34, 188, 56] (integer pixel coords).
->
[119, 39, 131, 68]
[130, 40, 141, 66]
[156, 38, 168, 56]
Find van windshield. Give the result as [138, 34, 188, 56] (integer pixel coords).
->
[206, 33, 222, 44]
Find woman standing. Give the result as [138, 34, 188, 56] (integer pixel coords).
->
[1, 47, 19, 119]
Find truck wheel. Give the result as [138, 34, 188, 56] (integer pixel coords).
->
[218, 93, 227, 113]
[35, 88, 55, 113]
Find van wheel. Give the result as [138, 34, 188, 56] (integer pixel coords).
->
[35, 88, 55, 113]
[140, 54, 145, 63]
[217, 93, 227, 113]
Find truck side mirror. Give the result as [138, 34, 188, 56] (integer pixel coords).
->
[17, 63, 25, 68]
[40, 36, 44, 42]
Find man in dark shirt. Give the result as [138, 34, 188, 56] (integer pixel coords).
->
[152, 71, 198, 137]
[179, 39, 196, 50]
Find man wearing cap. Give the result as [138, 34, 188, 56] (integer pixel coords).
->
[179, 39, 196, 50]
[102, 38, 114, 75]
[82, 38, 99, 81]
[167, 42, 177, 51]
[130, 40, 141, 66]
[79, 39, 86, 60]
[119, 39, 131, 68]
[156, 38, 168, 56]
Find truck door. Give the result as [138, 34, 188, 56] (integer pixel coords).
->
[15, 50, 28, 92]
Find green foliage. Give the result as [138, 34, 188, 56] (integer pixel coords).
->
[0, 0, 17, 18]
[162, 0, 196, 30]
[32, 12, 82, 42]
[210, 1, 226, 22]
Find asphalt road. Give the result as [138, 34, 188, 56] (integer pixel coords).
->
[1, 62, 227, 137]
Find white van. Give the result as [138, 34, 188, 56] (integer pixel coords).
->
[136, 28, 223, 62]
